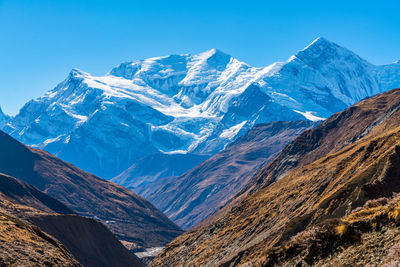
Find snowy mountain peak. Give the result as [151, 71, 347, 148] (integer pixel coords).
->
[300, 37, 353, 57]
[296, 37, 369, 67]
[198, 48, 219, 57]
[298, 37, 340, 56]
[298, 37, 352, 60]
[68, 68, 89, 79]
[303, 37, 334, 49]
[0, 106, 8, 120]
[198, 48, 231, 61]
[108, 48, 234, 82]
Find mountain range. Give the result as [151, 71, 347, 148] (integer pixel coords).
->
[2, 37, 400, 186]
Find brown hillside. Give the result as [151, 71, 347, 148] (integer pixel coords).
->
[261, 193, 400, 266]
[151, 88, 400, 266]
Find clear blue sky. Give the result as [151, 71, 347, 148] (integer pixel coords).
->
[0, 0, 399, 115]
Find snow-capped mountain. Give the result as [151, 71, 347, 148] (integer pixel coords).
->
[3, 37, 400, 179]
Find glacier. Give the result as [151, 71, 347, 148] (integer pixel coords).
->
[2, 37, 400, 179]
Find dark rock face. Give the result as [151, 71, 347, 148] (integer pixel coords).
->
[151, 88, 400, 266]
[139, 120, 316, 229]
[0, 130, 182, 249]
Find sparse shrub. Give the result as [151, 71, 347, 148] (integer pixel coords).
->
[388, 209, 400, 220]
[335, 224, 347, 235]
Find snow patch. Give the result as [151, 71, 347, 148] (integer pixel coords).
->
[294, 110, 325, 121]
[220, 121, 247, 139]
[42, 135, 65, 146]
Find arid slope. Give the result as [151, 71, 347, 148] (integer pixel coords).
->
[151, 88, 400, 266]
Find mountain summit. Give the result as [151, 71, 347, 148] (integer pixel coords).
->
[2, 38, 400, 180]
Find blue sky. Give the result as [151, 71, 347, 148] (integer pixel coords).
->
[0, 0, 399, 115]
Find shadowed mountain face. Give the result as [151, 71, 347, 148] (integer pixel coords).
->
[136, 120, 316, 229]
[0, 107, 9, 129]
[151, 88, 400, 266]
[113, 152, 210, 189]
[0, 130, 182, 250]
[0, 173, 143, 267]
[0, 173, 73, 215]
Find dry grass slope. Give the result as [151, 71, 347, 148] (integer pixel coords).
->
[151, 88, 400, 266]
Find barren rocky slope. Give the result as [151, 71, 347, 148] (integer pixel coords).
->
[29, 214, 142, 267]
[0, 130, 182, 250]
[151, 88, 400, 266]
[137, 120, 316, 229]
